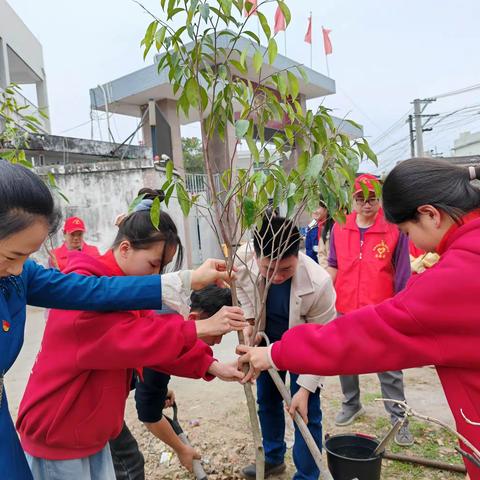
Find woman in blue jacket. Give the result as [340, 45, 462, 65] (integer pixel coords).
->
[0, 160, 243, 479]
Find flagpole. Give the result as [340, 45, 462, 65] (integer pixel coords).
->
[325, 55, 330, 77]
[309, 12, 313, 69]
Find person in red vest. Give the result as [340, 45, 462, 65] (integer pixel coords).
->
[326, 173, 414, 446]
[49, 217, 100, 271]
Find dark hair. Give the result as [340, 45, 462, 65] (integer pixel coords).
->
[318, 199, 334, 243]
[0, 160, 61, 240]
[253, 216, 300, 259]
[190, 285, 233, 316]
[322, 217, 334, 243]
[112, 188, 184, 270]
[383, 158, 480, 224]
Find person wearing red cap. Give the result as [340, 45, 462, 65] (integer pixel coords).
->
[326, 173, 414, 445]
[49, 217, 100, 271]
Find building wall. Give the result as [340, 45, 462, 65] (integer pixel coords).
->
[453, 131, 480, 157]
[0, 0, 50, 130]
[32, 159, 191, 267]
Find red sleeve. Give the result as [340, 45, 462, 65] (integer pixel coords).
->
[149, 339, 215, 381]
[75, 312, 199, 370]
[271, 297, 440, 376]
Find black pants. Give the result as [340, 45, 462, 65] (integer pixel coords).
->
[109, 422, 145, 480]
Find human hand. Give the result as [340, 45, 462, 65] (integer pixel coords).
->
[176, 444, 201, 472]
[208, 360, 244, 382]
[191, 258, 236, 290]
[236, 345, 272, 383]
[196, 306, 247, 337]
[243, 324, 262, 346]
[164, 389, 175, 409]
[288, 387, 310, 424]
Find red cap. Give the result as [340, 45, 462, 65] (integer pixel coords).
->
[354, 173, 379, 195]
[64, 216, 86, 234]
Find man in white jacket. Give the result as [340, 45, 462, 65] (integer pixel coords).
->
[236, 216, 336, 480]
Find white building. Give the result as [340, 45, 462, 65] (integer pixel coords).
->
[0, 0, 50, 132]
[453, 131, 480, 157]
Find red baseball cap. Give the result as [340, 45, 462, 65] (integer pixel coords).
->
[354, 173, 380, 195]
[64, 216, 86, 234]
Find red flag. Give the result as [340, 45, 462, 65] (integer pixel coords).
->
[274, 6, 286, 34]
[244, 0, 257, 17]
[304, 15, 312, 44]
[322, 27, 333, 55]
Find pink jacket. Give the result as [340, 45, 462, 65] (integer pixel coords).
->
[271, 214, 480, 479]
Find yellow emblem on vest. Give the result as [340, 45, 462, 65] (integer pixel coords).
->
[373, 240, 390, 259]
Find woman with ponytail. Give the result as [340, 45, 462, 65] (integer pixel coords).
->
[0, 161, 245, 480]
[239, 158, 480, 479]
[16, 188, 245, 480]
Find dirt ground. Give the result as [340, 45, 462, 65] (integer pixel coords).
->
[9, 308, 467, 480]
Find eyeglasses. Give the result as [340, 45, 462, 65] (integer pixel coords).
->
[354, 197, 379, 206]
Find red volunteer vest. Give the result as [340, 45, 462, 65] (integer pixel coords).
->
[334, 210, 399, 313]
[50, 242, 101, 272]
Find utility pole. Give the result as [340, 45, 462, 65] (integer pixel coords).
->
[408, 114, 415, 157]
[411, 98, 437, 157]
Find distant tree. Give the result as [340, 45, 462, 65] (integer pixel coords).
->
[182, 136, 204, 173]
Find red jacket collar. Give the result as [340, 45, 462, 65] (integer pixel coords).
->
[99, 250, 125, 276]
[343, 209, 389, 233]
[437, 210, 480, 255]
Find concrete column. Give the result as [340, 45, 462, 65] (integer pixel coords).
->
[36, 68, 51, 132]
[205, 121, 238, 175]
[156, 99, 185, 175]
[0, 37, 11, 88]
[156, 98, 194, 267]
[140, 104, 152, 147]
[204, 120, 240, 248]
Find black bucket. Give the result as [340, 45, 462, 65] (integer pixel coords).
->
[325, 434, 383, 480]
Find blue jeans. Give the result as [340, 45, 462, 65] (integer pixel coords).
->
[25, 444, 116, 480]
[256, 371, 322, 480]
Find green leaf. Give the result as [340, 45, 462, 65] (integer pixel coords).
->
[253, 50, 263, 73]
[267, 38, 278, 65]
[240, 48, 248, 68]
[265, 175, 274, 195]
[278, 1, 291, 26]
[184, 77, 199, 107]
[166, 159, 174, 181]
[305, 154, 324, 179]
[155, 26, 167, 50]
[297, 151, 308, 174]
[176, 183, 191, 216]
[276, 73, 287, 97]
[287, 71, 299, 100]
[257, 11, 271, 39]
[128, 193, 147, 213]
[150, 196, 161, 229]
[243, 196, 256, 227]
[243, 30, 261, 44]
[199, 2, 210, 22]
[245, 136, 259, 163]
[296, 65, 309, 83]
[372, 178, 383, 199]
[164, 183, 175, 207]
[360, 181, 370, 201]
[230, 59, 247, 75]
[235, 119, 250, 138]
[286, 196, 296, 218]
[358, 140, 378, 165]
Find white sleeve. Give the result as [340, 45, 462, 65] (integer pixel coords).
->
[160, 270, 192, 318]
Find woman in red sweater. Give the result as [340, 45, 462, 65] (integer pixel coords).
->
[17, 190, 246, 480]
[238, 158, 480, 479]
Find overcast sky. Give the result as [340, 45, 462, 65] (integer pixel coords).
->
[7, 0, 480, 171]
